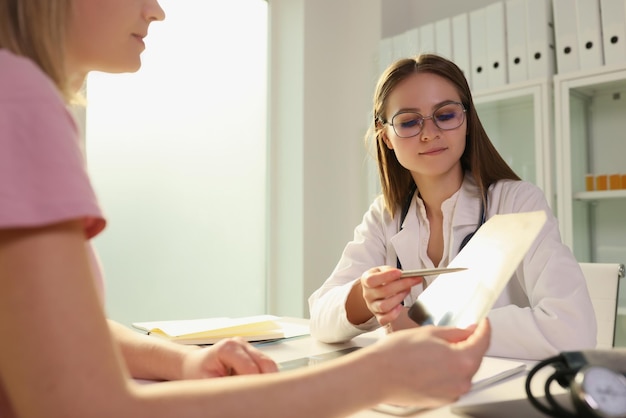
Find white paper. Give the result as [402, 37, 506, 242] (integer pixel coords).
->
[416, 210, 547, 328]
[374, 356, 527, 415]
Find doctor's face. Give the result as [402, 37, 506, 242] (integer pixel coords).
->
[382, 72, 467, 182]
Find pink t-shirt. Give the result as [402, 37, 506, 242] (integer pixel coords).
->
[0, 49, 107, 296]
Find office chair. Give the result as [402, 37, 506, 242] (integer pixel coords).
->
[579, 262, 625, 349]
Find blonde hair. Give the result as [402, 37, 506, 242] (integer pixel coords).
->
[0, 0, 73, 101]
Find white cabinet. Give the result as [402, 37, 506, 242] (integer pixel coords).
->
[474, 78, 555, 208]
[554, 65, 626, 346]
[554, 65, 626, 264]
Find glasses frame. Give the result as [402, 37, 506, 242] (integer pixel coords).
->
[382, 102, 467, 138]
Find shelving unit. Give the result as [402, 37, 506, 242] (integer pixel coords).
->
[476, 65, 626, 347]
[474, 78, 554, 208]
[555, 65, 626, 264]
[574, 190, 626, 201]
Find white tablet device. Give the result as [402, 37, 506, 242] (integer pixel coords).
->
[277, 347, 361, 371]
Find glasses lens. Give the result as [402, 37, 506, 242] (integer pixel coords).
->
[390, 103, 465, 138]
[391, 113, 423, 138]
[433, 103, 465, 130]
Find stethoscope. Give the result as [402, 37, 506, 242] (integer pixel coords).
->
[395, 184, 487, 270]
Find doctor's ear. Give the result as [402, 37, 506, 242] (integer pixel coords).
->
[381, 132, 393, 149]
[379, 126, 393, 150]
[375, 117, 394, 150]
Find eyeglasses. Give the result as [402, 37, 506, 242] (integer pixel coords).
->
[382, 102, 466, 138]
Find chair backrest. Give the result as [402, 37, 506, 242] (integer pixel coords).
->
[578, 262, 625, 349]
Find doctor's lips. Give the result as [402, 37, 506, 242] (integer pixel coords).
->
[419, 147, 448, 155]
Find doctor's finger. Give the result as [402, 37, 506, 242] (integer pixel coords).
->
[372, 304, 404, 326]
[367, 290, 407, 314]
[362, 275, 421, 299]
[362, 268, 423, 290]
[361, 267, 402, 288]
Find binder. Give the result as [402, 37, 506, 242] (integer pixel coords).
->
[435, 17, 453, 60]
[600, 0, 626, 67]
[576, 0, 604, 70]
[553, 0, 580, 74]
[505, 0, 529, 83]
[452, 12, 472, 86]
[486, 1, 508, 87]
[419, 22, 436, 55]
[469, 7, 489, 91]
[526, 0, 556, 79]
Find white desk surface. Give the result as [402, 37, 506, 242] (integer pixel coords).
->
[256, 318, 567, 418]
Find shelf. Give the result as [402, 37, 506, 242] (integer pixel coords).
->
[555, 64, 626, 259]
[554, 65, 626, 94]
[573, 190, 626, 201]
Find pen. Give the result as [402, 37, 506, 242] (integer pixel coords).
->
[400, 267, 467, 278]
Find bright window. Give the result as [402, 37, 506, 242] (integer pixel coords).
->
[86, 1, 268, 325]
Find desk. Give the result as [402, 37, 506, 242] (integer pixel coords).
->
[256, 318, 568, 418]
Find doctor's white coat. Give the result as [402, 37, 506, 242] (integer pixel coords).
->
[308, 176, 597, 360]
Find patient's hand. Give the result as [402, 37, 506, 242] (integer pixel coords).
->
[181, 337, 278, 379]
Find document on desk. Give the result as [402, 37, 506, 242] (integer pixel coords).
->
[411, 210, 547, 328]
[132, 315, 309, 345]
[374, 356, 527, 416]
[276, 347, 527, 416]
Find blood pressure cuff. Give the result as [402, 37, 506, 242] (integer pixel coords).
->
[553, 348, 626, 387]
[525, 348, 626, 418]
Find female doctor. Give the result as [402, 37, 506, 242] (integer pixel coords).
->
[308, 54, 597, 360]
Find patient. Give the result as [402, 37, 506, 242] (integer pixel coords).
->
[0, 1, 490, 417]
[308, 53, 597, 360]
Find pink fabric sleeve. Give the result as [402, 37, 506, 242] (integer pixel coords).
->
[0, 50, 107, 300]
[0, 50, 105, 238]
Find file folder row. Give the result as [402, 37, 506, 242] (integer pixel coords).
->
[553, 0, 626, 73]
[378, 0, 626, 91]
[378, 0, 556, 91]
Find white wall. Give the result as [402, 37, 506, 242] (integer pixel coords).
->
[380, 0, 500, 37]
[87, 1, 268, 326]
[266, 0, 381, 317]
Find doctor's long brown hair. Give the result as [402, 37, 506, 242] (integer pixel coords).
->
[367, 53, 520, 217]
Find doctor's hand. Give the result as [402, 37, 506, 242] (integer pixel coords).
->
[181, 337, 278, 379]
[354, 266, 423, 326]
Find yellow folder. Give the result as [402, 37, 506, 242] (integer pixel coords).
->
[132, 314, 286, 345]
